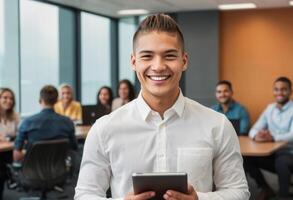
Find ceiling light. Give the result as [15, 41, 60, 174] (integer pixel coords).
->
[289, 1, 293, 6]
[219, 3, 256, 10]
[117, 9, 149, 16]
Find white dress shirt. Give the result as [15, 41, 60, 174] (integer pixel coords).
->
[75, 91, 250, 200]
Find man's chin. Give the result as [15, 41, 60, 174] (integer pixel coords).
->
[277, 99, 289, 105]
[219, 100, 230, 105]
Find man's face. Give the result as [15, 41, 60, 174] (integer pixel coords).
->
[131, 31, 188, 99]
[273, 81, 292, 105]
[215, 84, 233, 105]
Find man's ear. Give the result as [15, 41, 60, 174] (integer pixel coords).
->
[131, 54, 136, 71]
[182, 52, 188, 71]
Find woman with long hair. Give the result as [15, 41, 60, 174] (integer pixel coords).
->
[0, 88, 19, 200]
[112, 79, 135, 111]
[0, 88, 19, 140]
[97, 86, 113, 114]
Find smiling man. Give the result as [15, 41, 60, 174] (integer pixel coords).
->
[75, 14, 249, 200]
[212, 80, 250, 135]
[247, 77, 293, 200]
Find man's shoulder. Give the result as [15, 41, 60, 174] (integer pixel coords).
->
[184, 97, 225, 120]
[23, 112, 42, 123]
[233, 101, 248, 111]
[53, 112, 74, 124]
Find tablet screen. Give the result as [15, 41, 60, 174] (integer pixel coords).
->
[132, 172, 188, 200]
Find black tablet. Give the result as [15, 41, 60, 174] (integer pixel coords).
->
[132, 172, 188, 200]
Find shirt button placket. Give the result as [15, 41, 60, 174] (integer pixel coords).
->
[157, 122, 167, 172]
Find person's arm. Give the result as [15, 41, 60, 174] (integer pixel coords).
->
[13, 119, 28, 161]
[239, 107, 250, 135]
[196, 117, 250, 200]
[68, 120, 78, 150]
[74, 120, 114, 200]
[249, 107, 269, 139]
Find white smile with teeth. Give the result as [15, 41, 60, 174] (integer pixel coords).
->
[148, 75, 170, 81]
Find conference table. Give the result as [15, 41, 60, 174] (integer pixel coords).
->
[0, 125, 92, 152]
[239, 136, 288, 156]
[0, 132, 288, 156]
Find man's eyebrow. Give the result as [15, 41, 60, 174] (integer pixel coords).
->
[138, 50, 154, 54]
[164, 49, 179, 54]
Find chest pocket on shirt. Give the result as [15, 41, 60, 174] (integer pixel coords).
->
[177, 148, 213, 186]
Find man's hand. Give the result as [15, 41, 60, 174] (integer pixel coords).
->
[254, 130, 273, 142]
[125, 191, 155, 200]
[13, 150, 25, 162]
[163, 184, 198, 200]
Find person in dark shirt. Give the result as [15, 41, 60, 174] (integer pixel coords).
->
[13, 85, 78, 161]
[211, 80, 250, 135]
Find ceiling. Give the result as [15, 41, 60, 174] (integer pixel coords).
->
[45, 0, 292, 18]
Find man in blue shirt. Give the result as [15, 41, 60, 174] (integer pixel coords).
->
[246, 77, 293, 200]
[211, 80, 250, 135]
[13, 85, 78, 161]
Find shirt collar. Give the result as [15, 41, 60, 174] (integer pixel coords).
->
[216, 100, 235, 112]
[136, 90, 185, 121]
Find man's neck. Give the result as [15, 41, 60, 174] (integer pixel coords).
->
[220, 100, 232, 113]
[41, 104, 53, 109]
[142, 89, 180, 119]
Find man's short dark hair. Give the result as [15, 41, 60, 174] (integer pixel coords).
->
[274, 76, 292, 89]
[216, 80, 233, 91]
[40, 85, 58, 106]
[133, 13, 185, 52]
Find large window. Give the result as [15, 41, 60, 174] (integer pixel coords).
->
[81, 12, 111, 105]
[0, 0, 20, 111]
[20, 0, 59, 116]
[118, 17, 136, 83]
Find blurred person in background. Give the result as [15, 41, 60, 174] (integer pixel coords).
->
[111, 79, 135, 111]
[96, 86, 113, 114]
[54, 84, 82, 122]
[0, 87, 19, 200]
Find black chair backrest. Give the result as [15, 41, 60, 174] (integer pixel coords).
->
[22, 139, 69, 182]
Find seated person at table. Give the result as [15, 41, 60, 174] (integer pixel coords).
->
[0, 88, 19, 141]
[0, 88, 19, 200]
[112, 79, 135, 111]
[246, 77, 293, 200]
[13, 85, 78, 162]
[54, 84, 82, 122]
[97, 86, 113, 115]
[211, 80, 250, 135]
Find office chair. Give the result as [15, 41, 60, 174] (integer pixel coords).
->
[9, 139, 69, 200]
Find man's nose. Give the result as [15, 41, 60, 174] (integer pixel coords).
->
[151, 57, 167, 72]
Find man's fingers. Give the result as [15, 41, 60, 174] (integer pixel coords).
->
[166, 190, 188, 200]
[188, 184, 196, 194]
[134, 191, 155, 200]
